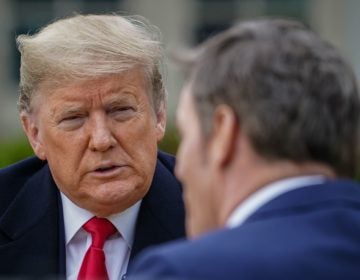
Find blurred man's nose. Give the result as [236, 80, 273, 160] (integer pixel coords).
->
[88, 114, 116, 152]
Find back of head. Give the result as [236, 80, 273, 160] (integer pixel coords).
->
[17, 13, 165, 114]
[184, 18, 360, 177]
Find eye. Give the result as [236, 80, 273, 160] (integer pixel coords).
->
[111, 106, 134, 113]
[58, 114, 86, 130]
[62, 115, 81, 121]
[60, 114, 86, 122]
[109, 106, 136, 120]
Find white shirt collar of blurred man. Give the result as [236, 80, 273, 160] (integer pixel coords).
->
[226, 175, 326, 228]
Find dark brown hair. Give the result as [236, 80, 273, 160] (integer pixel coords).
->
[181, 18, 360, 177]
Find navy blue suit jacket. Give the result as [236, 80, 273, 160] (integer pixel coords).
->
[130, 179, 360, 280]
[0, 151, 185, 279]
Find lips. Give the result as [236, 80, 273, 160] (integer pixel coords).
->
[90, 162, 126, 178]
[95, 165, 119, 172]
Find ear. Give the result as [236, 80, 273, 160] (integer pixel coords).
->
[208, 105, 238, 168]
[20, 112, 46, 160]
[155, 102, 167, 142]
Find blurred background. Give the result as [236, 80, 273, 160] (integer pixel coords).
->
[0, 0, 359, 167]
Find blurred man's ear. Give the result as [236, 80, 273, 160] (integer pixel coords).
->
[209, 105, 238, 168]
[20, 112, 46, 160]
[155, 102, 167, 142]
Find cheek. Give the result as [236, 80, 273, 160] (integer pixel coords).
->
[120, 124, 158, 165]
[113, 119, 159, 178]
[175, 135, 203, 182]
[42, 132, 87, 191]
[121, 112, 159, 146]
[48, 155, 79, 183]
[44, 136, 85, 176]
[42, 125, 86, 156]
[184, 179, 214, 238]
[176, 136, 217, 236]
[177, 142, 209, 210]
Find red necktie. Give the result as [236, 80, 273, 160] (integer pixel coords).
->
[78, 217, 117, 280]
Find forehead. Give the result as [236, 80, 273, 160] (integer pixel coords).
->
[34, 69, 149, 106]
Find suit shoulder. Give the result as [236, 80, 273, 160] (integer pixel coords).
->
[0, 157, 47, 214]
[130, 222, 360, 279]
[130, 231, 240, 279]
[0, 156, 46, 179]
[157, 150, 176, 173]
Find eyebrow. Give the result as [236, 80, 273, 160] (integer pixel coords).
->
[104, 93, 139, 107]
[52, 106, 86, 119]
[104, 84, 140, 96]
[49, 85, 141, 116]
[60, 106, 84, 114]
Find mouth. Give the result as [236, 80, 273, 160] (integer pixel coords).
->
[90, 163, 127, 178]
[95, 165, 119, 173]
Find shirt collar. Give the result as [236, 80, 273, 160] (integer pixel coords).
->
[226, 175, 325, 228]
[60, 192, 141, 248]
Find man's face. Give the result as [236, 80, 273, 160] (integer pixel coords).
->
[22, 69, 165, 217]
[175, 85, 217, 238]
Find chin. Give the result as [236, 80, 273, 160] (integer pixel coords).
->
[81, 179, 149, 214]
[92, 194, 143, 216]
[186, 219, 197, 239]
[89, 200, 129, 217]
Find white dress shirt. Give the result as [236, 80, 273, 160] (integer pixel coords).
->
[226, 175, 325, 228]
[60, 193, 141, 280]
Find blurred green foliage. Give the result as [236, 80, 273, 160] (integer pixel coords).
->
[0, 125, 180, 168]
[158, 125, 180, 156]
[0, 137, 34, 168]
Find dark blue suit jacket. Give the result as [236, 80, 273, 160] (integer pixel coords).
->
[130, 179, 360, 280]
[0, 151, 185, 279]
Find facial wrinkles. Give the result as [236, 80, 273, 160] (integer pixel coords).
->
[78, 96, 135, 175]
[91, 82, 153, 125]
[44, 91, 128, 176]
[23, 69, 162, 216]
[51, 86, 139, 129]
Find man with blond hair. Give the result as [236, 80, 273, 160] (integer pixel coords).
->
[0, 14, 185, 279]
[130, 18, 360, 280]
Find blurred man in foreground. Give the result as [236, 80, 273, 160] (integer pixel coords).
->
[130, 18, 360, 280]
[0, 14, 185, 279]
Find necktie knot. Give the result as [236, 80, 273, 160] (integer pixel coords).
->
[83, 217, 117, 249]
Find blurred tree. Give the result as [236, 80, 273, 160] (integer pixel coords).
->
[0, 138, 33, 168]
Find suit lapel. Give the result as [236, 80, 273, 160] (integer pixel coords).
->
[130, 157, 185, 261]
[0, 163, 65, 277]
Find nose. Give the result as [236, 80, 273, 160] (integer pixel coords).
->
[88, 114, 116, 152]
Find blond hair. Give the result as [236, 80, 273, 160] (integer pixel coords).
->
[17, 14, 166, 113]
